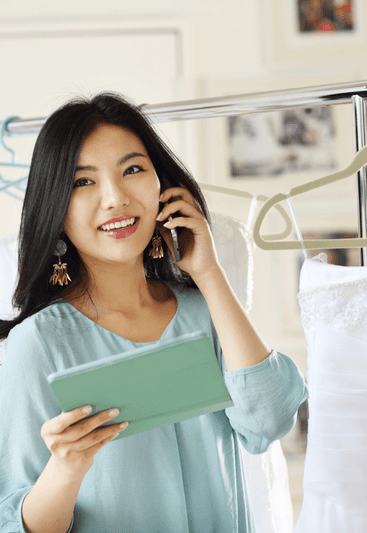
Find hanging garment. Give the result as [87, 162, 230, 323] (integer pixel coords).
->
[211, 211, 254, 314]
[295, 254, 367, 532]
[211, 209, 294, 533]
[286, 196, 367, 532]
[0, 233, 18, 366]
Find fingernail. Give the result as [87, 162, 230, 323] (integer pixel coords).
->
[159, 193, 165, 201]
[82, 405, 92, 414]
[163, 221, 172, 227]
[156, 212, 163, 221]
[119, 422, 129, 430]
[108, 408, 120, 417]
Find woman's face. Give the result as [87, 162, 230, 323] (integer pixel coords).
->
[63, 123, 161, 270]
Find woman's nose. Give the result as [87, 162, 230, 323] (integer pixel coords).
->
[100, 178, 130, 210]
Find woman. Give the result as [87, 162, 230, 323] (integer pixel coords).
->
[0, 93, 308, 533]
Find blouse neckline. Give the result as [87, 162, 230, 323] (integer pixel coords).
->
[59, 280, 180, 345]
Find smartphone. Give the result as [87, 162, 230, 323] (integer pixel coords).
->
[168, 215, 181, 262]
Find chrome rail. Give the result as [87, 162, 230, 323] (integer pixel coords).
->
[5, 80, 367, 133]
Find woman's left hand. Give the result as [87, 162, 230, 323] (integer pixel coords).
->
[156, 187, 220, 280]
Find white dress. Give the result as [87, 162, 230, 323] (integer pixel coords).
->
[285, 194, 367, 532]
[295, 253, 367, 532]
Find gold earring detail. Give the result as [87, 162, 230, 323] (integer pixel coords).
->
[49, 239, 72, 286]
[149, 230, 164, 259]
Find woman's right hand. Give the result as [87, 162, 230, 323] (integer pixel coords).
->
[41, 406, 128, 480]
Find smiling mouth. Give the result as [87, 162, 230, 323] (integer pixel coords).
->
[99, 217, 137, 231]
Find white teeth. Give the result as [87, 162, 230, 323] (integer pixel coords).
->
[101, 217, 135, 231]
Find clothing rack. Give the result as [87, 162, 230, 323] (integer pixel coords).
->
[4, 80, 367, 264]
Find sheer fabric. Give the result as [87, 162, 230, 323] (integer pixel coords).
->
[295, 252, 367, 532]
[211, 211, 254, 313]
[211, 211, 293, 533]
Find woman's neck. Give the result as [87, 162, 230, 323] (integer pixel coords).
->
[64, 259, 157, 319]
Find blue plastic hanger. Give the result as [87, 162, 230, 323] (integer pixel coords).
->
[0, 116, 30, 200]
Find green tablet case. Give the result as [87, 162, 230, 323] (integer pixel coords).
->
[47, 331, 234, 439]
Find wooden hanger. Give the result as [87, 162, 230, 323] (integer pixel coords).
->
[197, 182, 293, 240]
[252, 145, 367, 251]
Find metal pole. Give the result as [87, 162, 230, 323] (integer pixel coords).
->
[5, 80, 367, 134]
[144, 81, 367, 123]
[352, 95, 367, 266]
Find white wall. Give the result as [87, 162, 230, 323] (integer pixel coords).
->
[187, 0, 263, 78]
[0, 0, 188, 19]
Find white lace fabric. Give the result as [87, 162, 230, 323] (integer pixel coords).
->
[298, 276, 367, 335]
[295, 255, 367, 533]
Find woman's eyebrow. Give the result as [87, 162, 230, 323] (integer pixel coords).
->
[75, 152, 146, 173]
[118, 152, 146, 166]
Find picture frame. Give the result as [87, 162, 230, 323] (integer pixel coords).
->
[296, 0, 354, 34]
[260, 0, 367, 70]
[227, 107, 336, 179]
[200, 74, 356, 199]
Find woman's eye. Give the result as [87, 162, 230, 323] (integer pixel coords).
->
[124, 165, 144, 176]
[73, 178, 93, 188]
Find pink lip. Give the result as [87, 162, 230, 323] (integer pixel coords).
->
[103, 219, 140, 240]
[101, 215, 137, 227]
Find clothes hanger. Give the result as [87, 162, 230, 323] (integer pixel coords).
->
[252, 144, 367, 251]
[0, 116, 29, 200]
[197, 182, 293, 240]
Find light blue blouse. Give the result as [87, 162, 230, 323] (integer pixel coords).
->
[0, 281, 308, 532]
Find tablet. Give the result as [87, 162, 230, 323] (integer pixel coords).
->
[47, 330, 234, 439]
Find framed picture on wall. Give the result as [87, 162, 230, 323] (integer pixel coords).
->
[297, 0, 354, 33]
[260, 0, 367, 70]
[228, 107, 336, 179]
[200, 74, 356, 198]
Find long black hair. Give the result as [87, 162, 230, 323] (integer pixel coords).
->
[0, 92, 211, 341]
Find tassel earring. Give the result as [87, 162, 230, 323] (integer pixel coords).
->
[149, 230, 164, 259]
[49, 239, 72, 286]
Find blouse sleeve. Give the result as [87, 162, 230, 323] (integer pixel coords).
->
[210, 320, 309, 455]
[0, 320, 74, 533]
